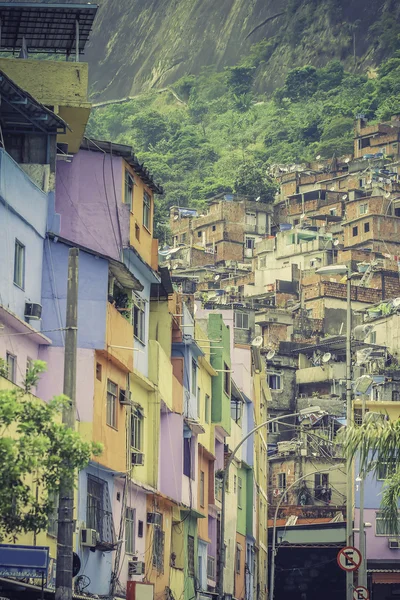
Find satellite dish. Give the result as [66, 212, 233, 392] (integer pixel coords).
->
[342, 194, 348, 200]
[251, 336, 263, 349]
[300, 214, 306, 220]
[353, 324, 374, 341]
[344, 158, 350, 163]
[267, 350, 276, 360]
[322, 352, 332, 363]
[214, 274, 220, 281]
[172, 264, 178, 270]
[385, 192, 391, 199]
[330, 187, 335, 191]
[333, 239, 340, 246]
[316, 155, 321, 160]
[173, 215, 179, 221]
[255, 196, 261, 202]
[393, 298, 400, 308]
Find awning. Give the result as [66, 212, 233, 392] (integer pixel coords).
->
[372, 573, 400, 584]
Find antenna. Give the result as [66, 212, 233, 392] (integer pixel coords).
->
[251, 336, 263, 349]
[266, 349, 276, 360]
[322, 352, 332, 364]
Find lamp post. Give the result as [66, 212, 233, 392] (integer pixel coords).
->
[270, 464, 344, 600]
[316, 264, 353, 600]
[218, 406, 321, 600]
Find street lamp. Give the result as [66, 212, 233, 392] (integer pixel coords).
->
[270, 464, 345, 600]
[218, 406, 321, 600]
[316, 264, 353, 600]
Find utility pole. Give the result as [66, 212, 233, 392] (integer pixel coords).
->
[55, 248, 79, 600]
[345, 272, 354, 600]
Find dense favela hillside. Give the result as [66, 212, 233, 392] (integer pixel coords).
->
[87, 0, 400, 235]
[85, 0, 400, 100]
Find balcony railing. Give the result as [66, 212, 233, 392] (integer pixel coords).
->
[207, 556, 216, 580]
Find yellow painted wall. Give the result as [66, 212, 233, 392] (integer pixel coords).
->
[196, 322, 215, 454]
[148, 340, 173, 412]
[149, 300, 172, 359]
[123, 163, 156, 268]
[103, 302, 134, 372]
[354, 399, 400, 422]
[146, 496, 173, 596]
[93, 352, 128, 473]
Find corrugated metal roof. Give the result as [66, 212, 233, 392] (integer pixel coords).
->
[0, 3, 98, 54]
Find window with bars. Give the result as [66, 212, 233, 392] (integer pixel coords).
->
[268, 372, 282, 390]
[143, 190, 151, 230]
[376, 511, 400, 535]
[235, 544, 241, 574]
[153, 525, 165, 572]
[125, 507, 135, 554]
[86, 476, 104, 534]
[188, 535, 195, 576]
[267, 420, 279, 434]
[106, 380, 118, 428]
[231, 398, 242, 423]
[133, 294, 145, 343]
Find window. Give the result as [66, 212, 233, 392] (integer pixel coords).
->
[180, 233, 187, 243]
[124, 171, 134, 211]
[133, 294, 145, 343]
[234, 312, 249, 329]
[245, 236, 255, 250]
[238, 476, 243, 509]
[364, 222, 370, 233]
[153, 522, 165, 572]
[267, 420, 279, 434]
[197, 231, 202, 237]
[224, 363, 231, 396]
[143, 190, 151, 230]
[14, 240, 25, 289]
[183, 436, 193, 478]
[188, 535, 195, 576]
[314, 473, 330, 501]
[86, 475, 105, 533]
[377, 463, 389, 480]
[212, 225, 216, 232]
[395, 206, 400, 218]
[125, 507, 135, 554]
[376, 511, 400, 535]
[370, 331, 377, 344]
[138, 520, 144, 537]
[131, 406, 143, 450]
[96, 362, 102, 381]
[191, 359, 197, 394]
[278, 472, 286, 491]
[231, 398, 242, 423]
[268, 372, 282, 390]
[6, 352, 16, 383]
[135, 223, 140, 241]
[197, 386, 201, 420]
[259, 256, 267, 269]
[200, 471, 205, 507]
[47, 491, 58, 537]
[234, 475, 237, 493]
[352, 226, 358, 237]
[235, 544, 241, 574]
[246, 212, 257, 226]
[392, 391, 400, 402]
[329, 208, 337, 216]
[106, 380, 118, 428]
[205, 394, 210, 424]
[359, 203, 368, 215]
[26, 357, 33, 378]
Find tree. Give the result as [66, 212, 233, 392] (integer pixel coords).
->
[225, 66, 256, 97]
[0, 361, 101, 541]
[234, 160, 277, 203]
[283, 66, 318, 102]
[345, 418, 400, 533]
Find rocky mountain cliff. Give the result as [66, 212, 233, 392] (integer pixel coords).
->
[86, 0, 398, 101]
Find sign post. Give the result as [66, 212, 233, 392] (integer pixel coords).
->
[337, 546, 362, 572]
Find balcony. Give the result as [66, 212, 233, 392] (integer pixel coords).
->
[296, 362, 346, 385]
[102, 302, 134, 372]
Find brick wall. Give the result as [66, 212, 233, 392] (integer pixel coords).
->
[190, 247, 216, 267]
[216, 240, 243, 262]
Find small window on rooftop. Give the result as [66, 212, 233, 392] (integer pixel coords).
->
[364, 222, 370, 233]
[352, 226, 358, 237]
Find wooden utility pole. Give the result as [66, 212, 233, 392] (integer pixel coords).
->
[56, 248, 79, 600]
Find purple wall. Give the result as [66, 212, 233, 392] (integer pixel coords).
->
[215, 438, 224, 470]
[354, 508, 399, 561]
[55, 150, 130, 259]
[159, 411, 183, 502]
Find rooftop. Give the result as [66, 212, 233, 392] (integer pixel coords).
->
[0, 2, 98, 55]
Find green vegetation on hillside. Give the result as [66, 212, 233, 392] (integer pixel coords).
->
[87, 45, 400, 236]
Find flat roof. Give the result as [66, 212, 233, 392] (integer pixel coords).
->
[0, 2, 98, 54]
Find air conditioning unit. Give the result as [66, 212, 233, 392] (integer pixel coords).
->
[24, 302, 42, 320]
[131, 451, 145, 466]
[147, 512, 162, 526]
[128, 560, 145, 575]
[119, 389, 132, 405]
[389, 539, 400, 549]
[80, 528, 98, 547]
